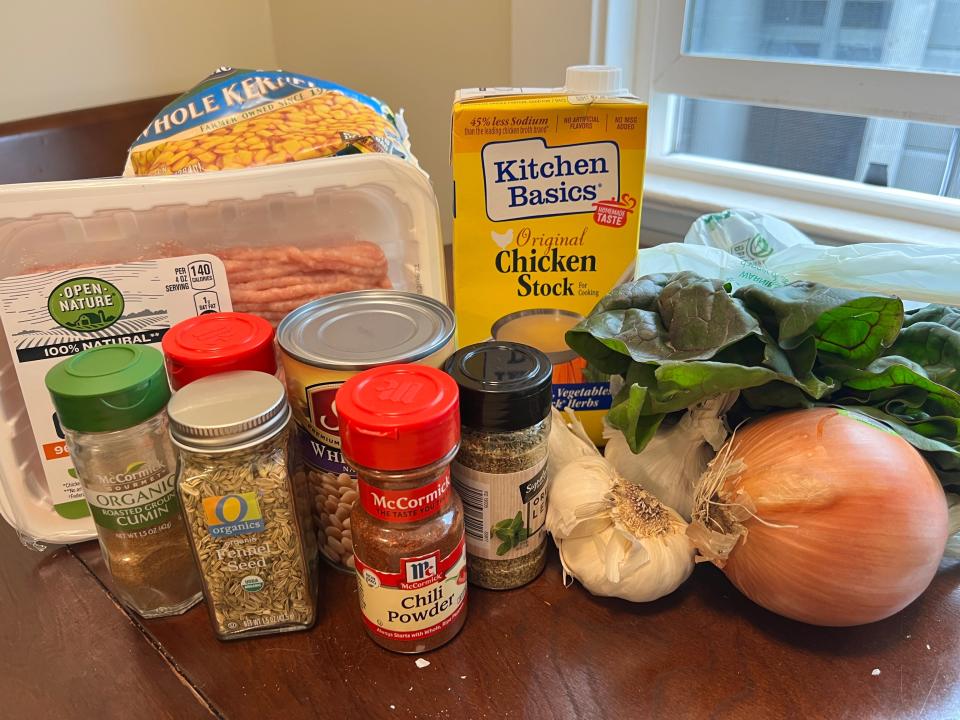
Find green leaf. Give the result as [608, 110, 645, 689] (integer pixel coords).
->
[887, 321, 960, 392]
[510, 511, 523, 533]
[494, 527, 513, 544]
[828, 356, 960, 419]
[125, 461, 146, 474]
[67, 467, 78, 479]
[735, 282, 902, 365]
[516, 528, 530, 543]
[566, 272, 761, 372]
[496, 540, 513, 556]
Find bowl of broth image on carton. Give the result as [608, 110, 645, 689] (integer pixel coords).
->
[490, 308, 613, 442]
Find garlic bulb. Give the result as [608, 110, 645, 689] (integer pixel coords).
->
[547, 455, 694, 602]
[547, 407, 599, 487]
[603, 393, 734, 520]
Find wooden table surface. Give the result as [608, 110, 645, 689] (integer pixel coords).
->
[2, 518, 958, 720]
[3, 249, 959, 718]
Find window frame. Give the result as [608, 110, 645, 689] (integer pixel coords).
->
[590, 0, 960, 246]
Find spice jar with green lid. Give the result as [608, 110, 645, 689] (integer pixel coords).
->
[45, 344, 202, 618]
[444, 342, 552, 590]
[168, 370, 318, 640]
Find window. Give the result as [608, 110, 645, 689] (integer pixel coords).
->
[610, 0, 960, 244]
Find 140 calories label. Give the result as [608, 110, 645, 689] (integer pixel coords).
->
[0, 256, 231, 522]
[355, 535, 467, 643]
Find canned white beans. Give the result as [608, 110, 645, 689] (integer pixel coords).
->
[277, 291, 455, 572]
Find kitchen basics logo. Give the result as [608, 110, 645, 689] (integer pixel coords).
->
[47, 276, 124, 332]
[203, 491, 265, 537]
[482, 138, 619, 221]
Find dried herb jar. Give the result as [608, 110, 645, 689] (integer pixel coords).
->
[45, 345, 202, 618]
[444, 342, 552, 590]
[337, 365, 467, 654]
[168, 371, 318, 640]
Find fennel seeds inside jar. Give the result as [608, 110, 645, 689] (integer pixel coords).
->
[168, 371, 318, 640]
[445, 342, 553, 589]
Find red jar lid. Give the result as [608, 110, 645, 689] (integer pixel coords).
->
[162, 312, 276, 390]
[336, 365, 460, 471]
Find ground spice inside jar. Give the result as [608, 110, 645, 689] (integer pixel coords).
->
[337, 364, 467, 654]
[445, 342, 553, 590]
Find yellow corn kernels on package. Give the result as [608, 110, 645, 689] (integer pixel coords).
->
[124, 67, 413, 176]
[451, 67, 648, 444]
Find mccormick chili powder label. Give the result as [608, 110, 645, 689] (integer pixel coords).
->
[354, 535, 468, 642]
[358, 469, 453, 523]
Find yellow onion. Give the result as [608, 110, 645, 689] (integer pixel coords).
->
[688, 407, 949, 626]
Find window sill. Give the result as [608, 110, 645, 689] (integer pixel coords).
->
[640, 154, 960, 249]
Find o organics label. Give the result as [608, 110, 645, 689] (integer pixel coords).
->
[203, 492, 266, 537]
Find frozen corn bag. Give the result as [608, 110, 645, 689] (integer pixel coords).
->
[124, 67, 413, 176]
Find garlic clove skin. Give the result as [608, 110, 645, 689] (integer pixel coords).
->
[558, 524, 693, 603]
[602, 394, 733, 521]
[546, 456, 616, 540]
[557, 490, 695, 603]
[547, 408, 599, 489]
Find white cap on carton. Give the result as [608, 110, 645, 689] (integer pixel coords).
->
[564, 65, 626, 96]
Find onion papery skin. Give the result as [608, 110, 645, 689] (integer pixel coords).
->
[713, 408, 948, 627]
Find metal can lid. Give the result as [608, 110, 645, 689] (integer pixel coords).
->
[167, 371, 289, 452]
[276, 291, 454, 370]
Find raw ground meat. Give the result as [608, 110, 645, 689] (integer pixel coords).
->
[23, 239, 393, 325]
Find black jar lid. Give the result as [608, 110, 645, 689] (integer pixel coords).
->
[444, 342, 552, 431]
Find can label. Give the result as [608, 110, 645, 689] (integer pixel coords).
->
[355, 534, 467, 642]
[452, 457, 547, 560]
[358, 469, 452, 524]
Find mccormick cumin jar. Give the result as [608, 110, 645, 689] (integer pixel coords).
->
[276, 291, 455, 572]
[336, 364, 467, 653]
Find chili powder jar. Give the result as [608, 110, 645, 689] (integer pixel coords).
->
[337, 364, 467, 653]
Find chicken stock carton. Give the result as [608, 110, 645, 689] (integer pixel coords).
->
[451, 67, 647, 444]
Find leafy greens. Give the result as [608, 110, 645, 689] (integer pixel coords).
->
[567, 272, 960, 488]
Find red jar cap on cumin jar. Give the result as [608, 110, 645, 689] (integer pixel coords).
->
[336, 365, 460, 471]
[162, 312, 276, 390]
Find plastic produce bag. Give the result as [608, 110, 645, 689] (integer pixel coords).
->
[639, 210, 960, 306]
[682, 209, 812, 264]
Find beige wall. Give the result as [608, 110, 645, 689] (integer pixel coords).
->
[0, 0, 278, 123]
[269, 0, 513, 241]
[0, 1, 526, 240]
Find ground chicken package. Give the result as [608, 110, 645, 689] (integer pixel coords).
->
[125, 67, 413, 176]
[451, 66, 648, 444]
[0, 69, 445, 546]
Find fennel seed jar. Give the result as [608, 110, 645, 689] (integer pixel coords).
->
[276, 291, 455, 572]
[444, 342, 552, 589]
[168, 371, 318, 640]
[45, 345, 202, 618]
